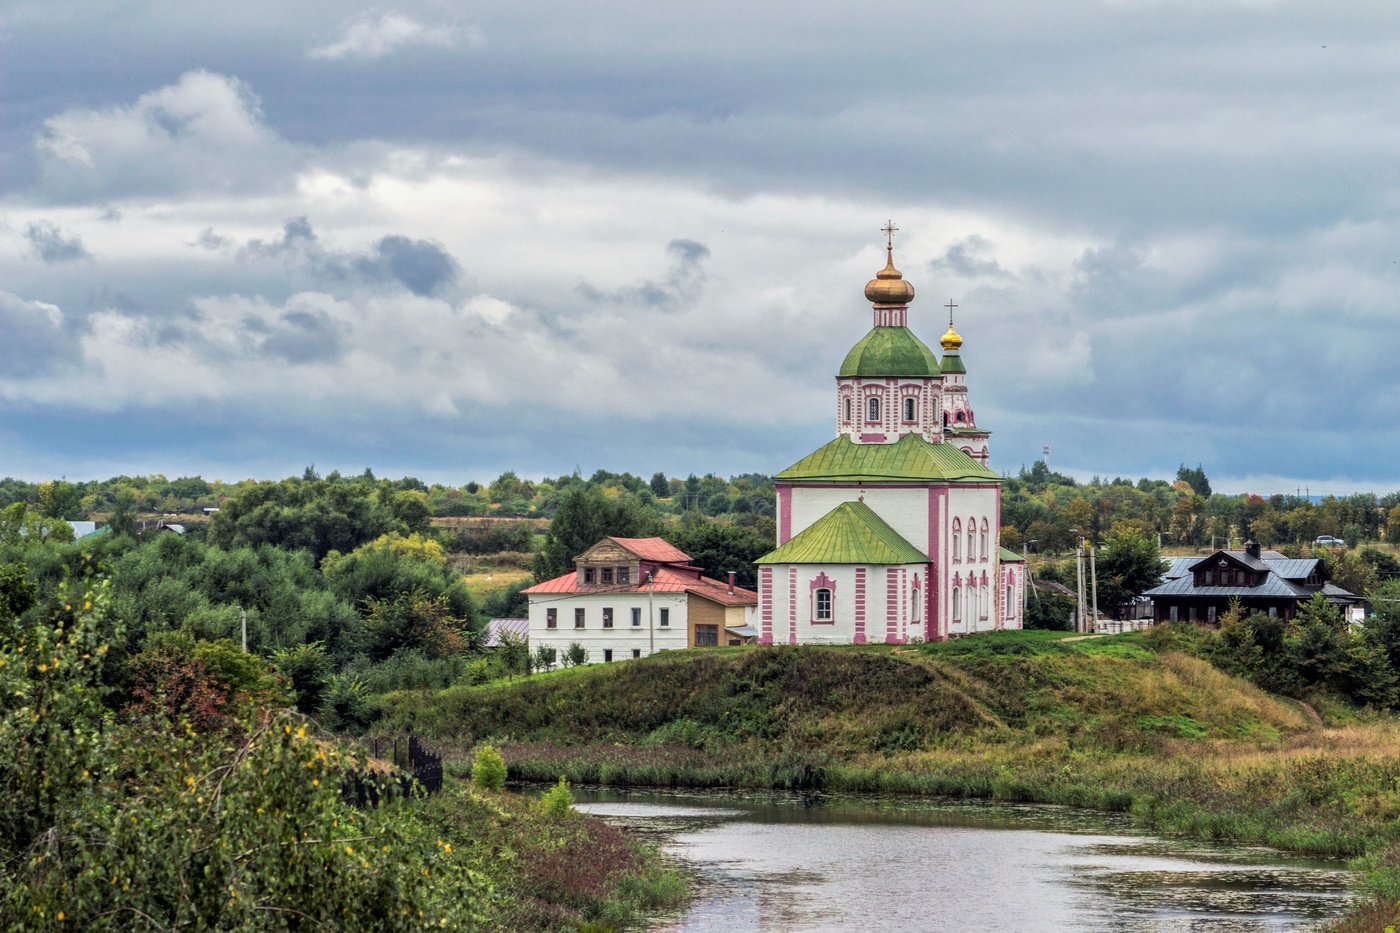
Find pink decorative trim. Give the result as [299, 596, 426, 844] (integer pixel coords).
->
[759, 567, 773, 645]
[928, 487, 944, 641]
[778, 486, 792, 544]
[788, 568, 798, 645]
[854, 567, 867, 644]
[886, 569, 899, 644]
[859, 433, 887, 443]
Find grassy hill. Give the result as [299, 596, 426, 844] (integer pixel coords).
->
[375, 631, 1400, 927]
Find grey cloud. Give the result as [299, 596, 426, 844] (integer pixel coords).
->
[257, 307, 346, 364]
[579, 238, 710, 311]
[356, 235, 459, 296]
[242, 216, 318, 259]
[307, 12, 473, 60]
[25, 221, 91, 263]
[929, 236, 1009, 279]
[194, 227, 233, 251]
[0, 292, 82, 378]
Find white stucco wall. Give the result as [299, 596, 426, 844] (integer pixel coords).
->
[758, 563, 930, 645]
[789, 485, 930, 552]
[528, 591, 690, 664]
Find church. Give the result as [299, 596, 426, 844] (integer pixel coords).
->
[755, 227, 1025, 643]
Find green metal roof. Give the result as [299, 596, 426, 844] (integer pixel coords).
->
[775, 432, 1000, 484]
[838, 327, 940, 377]
[999, 547, 1025, 562]
[757, 501, 929, 565]
[939, 351, 966, 375]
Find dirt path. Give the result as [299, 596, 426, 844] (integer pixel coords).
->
[1293, 699, 1324, 728]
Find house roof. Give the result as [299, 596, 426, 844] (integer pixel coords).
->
[602, 536, 691, 563]
[1144, 574, 1313, 599]
[838, 326, 940, 378]
[756, 501, 929, 565]
[1148, 549, 1356, 603]
[999, 547, 1025, 562]
[483, 618, 530, 647]
[523, 565, 757, 607]
[776, 432, 1000, 484]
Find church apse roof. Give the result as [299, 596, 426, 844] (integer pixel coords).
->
[775, 432, 1000, 484]
[838, 326, 940, 378]
[757, 501, 929, 565]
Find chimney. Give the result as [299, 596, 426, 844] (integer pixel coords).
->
[727, 571, 736, 595]
[1246, 540, 1261, 559]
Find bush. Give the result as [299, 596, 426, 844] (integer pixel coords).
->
[541, 776, 574, 817]
[318, 673, 373, 733]
[472, 744, 508, 791]
[273, 641, 333, 714]
[564, 642, 588, 667]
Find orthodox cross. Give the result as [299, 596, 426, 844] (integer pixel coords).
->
[881, 220, 898, 249]
[945, 298, 958, 325]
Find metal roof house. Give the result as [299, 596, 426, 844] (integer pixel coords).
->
[1143, 541, 1363, 624]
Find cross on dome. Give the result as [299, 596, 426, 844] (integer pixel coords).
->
[881, 220, 899, 249]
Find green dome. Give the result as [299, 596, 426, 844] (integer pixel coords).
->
[838, 326, 940, 378]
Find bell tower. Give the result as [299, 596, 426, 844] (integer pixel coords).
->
[938, 302, 990, 464]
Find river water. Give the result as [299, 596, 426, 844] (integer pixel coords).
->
[572, 789, 1354, 933]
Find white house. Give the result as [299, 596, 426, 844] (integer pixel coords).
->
[524, 536, 758, 664]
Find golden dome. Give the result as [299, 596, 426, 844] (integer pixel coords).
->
[940, 322, 963, 351]
[864, 247, 916, 308]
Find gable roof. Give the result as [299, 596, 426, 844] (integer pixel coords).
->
[603, 536, 691, 563]
[776, 432, 1000, 484]
[756, 501, 929, 565]
[523, 565, 757, 607]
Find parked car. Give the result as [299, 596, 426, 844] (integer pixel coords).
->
[1314, 535, 1345, 548]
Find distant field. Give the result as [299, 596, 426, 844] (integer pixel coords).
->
[461, 567, 533, 602]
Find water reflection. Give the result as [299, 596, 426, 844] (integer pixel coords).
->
[572, 790, 1352, 933]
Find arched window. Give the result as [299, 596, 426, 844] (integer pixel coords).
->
[814, 588, 833, 621]
[967, 529, 975, 562]
[903, 396, 917, 422]
[955, 410, 965, 423]
[844, 396, 852, 422]
[980, 520, 989, 560]
[980, 585, 989, 619]
[952, 519, 961, 561]
[1006, 584, 1014, 613]
[912, 584, 922, 621]
[867, 396, 881, 422]
[951, 586, 961, 621]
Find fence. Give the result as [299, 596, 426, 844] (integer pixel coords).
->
[342, 733, 443, 807]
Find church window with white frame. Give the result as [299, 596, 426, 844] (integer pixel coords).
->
[951, 585, 961, 621]
[952, 519, 961, 561]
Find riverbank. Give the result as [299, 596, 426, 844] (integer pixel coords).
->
[374, 631, 1400, 928]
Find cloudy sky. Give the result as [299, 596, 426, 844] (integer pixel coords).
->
[2, 1, 1398, 493]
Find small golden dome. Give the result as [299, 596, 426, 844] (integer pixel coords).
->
[864, 248, 916, 308]
[940, 323, 963, 351]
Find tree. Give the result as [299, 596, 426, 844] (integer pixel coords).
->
[1176, 463, 1212, 497]
[649, 472, 671, 498]
[1094, 526, 1164, 619]
[663, 514, 774, 589]
[472, 744, 507, 790]
[0, 502, 76, 549]
[532, 485, 661, 581]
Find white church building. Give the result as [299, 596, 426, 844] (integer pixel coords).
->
[755, 230, 1025, 643]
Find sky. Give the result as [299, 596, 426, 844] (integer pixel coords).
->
[2, 1, 1399, 495]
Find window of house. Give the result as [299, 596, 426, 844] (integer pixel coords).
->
[659, 608, 670, 627]
[867, 396, 881, 421]
[583, 567, 596, 585]
[1207, 606, 1216, 624]
[601, 567, 614, 584]
[574, 608, 585, 628]
[631, 607, 642, 627]
[952, 586, 961, 621]
[903, 396, 916, 422]
[618, 566, 630, 584]
[632, 648, 641, 658]
[695, 624, 718, 646]
[546, 608, 557, 629]
[1269, 606, 1278, 618]
[603, 649, 613, 662]
[603, 607, 614, 628]
[814, 588, 833, 621]
[1169, 605, 1179, 622]
[844, 397, 853, 422]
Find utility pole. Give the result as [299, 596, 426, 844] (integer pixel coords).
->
[1075, 541, 1086, 633]
[241, 607, 247, 652]
[1090, 544, 1099, 633]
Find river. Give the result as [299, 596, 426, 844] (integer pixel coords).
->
[572, 789, 1354, 932]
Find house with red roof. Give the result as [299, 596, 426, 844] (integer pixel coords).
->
[523, 536, 758, 664]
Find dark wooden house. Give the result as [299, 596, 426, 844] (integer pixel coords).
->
[1144, 541, 1362, 624]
